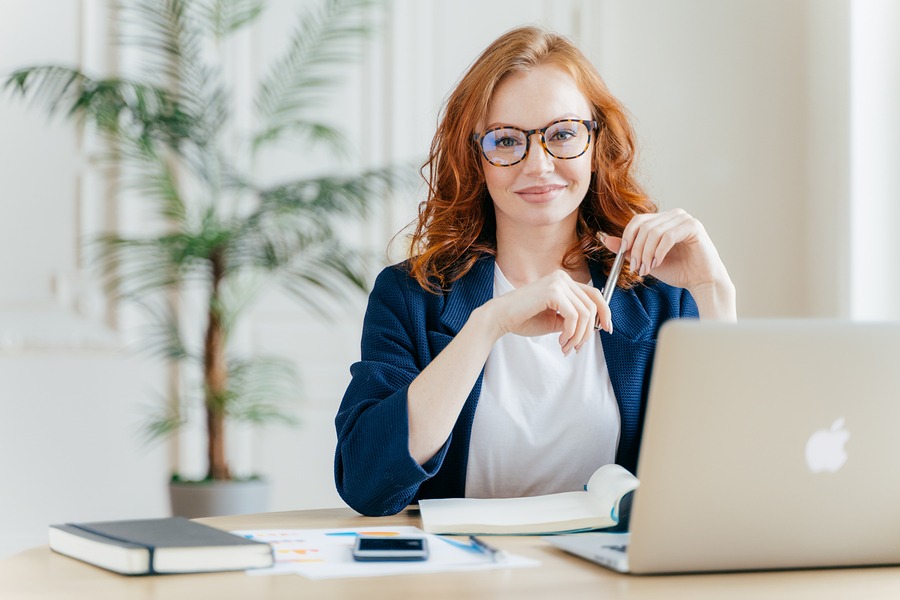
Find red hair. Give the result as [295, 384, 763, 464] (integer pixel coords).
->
[407, 26, 655, 291]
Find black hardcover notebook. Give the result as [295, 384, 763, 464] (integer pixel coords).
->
[48, 517, 273, 575]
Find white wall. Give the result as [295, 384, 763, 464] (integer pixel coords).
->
[2, 0, 890, 559]
[587, 0, 846, 318]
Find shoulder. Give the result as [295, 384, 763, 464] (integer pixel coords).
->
[366, 255, 496, 337]
[365, 261, 447, 335]
[370, 260, 439, 308]
[371, 255, 494, 307]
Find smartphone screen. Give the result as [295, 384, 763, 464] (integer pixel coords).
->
[352, 536, 429, 561]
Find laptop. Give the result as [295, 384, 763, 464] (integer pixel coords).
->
[549, 319, 900, 574]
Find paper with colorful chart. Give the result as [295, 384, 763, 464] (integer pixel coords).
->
[232, 525, 538, 579]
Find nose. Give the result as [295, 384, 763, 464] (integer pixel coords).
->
[521, 132, 554, 175]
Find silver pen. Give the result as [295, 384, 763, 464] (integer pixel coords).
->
[594, 244, 627, 332]
[602, 244, 628, 304]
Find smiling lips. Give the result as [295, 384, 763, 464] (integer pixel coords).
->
[514, 184, 567, 203]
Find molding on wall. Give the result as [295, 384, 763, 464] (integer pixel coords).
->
[0, 0, 121, 353]
[0, 306, 121, 354]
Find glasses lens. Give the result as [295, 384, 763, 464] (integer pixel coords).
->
[481, 128, 527, 166]
[544, 121, 591, 159]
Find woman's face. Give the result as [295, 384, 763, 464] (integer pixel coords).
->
[479, 63, 594, 237]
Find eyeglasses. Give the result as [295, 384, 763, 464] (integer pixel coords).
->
[474, 119, 598, 167]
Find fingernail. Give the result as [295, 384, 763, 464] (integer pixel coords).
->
[607, 319, 613, 334]
[639, 263, 648, 277]
[650, 258, 657, 271]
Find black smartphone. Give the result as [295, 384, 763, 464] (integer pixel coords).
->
[351, 536, 429, 561]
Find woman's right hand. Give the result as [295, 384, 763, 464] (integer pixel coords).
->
[480, 270, 611, 356]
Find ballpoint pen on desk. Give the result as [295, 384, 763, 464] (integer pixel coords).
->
[468, 536, 506, 563]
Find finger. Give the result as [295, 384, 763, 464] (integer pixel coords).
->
[582, 283, 612, 334]
[625, 210, 684, 275]
[598, 234, 625, 254]
[551, 288, 581, 353]
[566, 284, 598, 352]
[560, 285, 594, 354]
[621, 213, 655, 274]
[542, 271, 588, 353]
[630, 211, 683, 274]
[648, 213, 701, 271]
[576, 283, 611, 343]
[636, 211, 690, 276]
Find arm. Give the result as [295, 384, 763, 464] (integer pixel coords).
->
[607, 209, 737, 321]
[407, 268, 612, 464]
[334, 268, 439, 515]
[336, 265, 611, 514]
[334, 267, 504, 514]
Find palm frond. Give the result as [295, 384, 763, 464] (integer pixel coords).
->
[120, 147, 189, 225]
[119, 0, 201, 89]
[4, 66, 94, 121]
[140, 394, 187, 443]
[134, 296, 191, 362]
[217, 268, 268, 333]
[94, 235, 185, 299]
[225, 356, 300, 425]
[244, 165, 417, 312]
[3, 66, 197, 151]
[255, 164, 412, 223]
[252, 0, 375, 151]
[252, 120, 349, 156]
[279, 243, 370, 317]
[119, 0, 228, 149]
[198, 0, 266, 40]
[94, 220, 241, 301]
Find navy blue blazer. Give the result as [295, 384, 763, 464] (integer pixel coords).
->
[334, 255, 698, 516]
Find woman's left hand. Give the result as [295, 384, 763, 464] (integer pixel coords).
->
[603, 209, 737, 320]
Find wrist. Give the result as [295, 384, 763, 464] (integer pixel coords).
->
[689, 277, 737, 321]
[469, 301, 508, 343]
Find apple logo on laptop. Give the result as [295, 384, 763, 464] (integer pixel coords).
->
[805, 417, 849, 473]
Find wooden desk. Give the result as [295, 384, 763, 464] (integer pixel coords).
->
[2, 507, 899, 599]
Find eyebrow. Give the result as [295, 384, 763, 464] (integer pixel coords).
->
[483, 113, 586, 131]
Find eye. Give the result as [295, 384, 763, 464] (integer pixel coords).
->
[494, 135, 522, 148]
[484, 128, 525, 152]
[548, 127, 578, 142]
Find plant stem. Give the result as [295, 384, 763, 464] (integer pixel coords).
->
[205, 249, 231, 480]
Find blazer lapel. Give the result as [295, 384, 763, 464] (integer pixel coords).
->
[590, 259, 655, 473]
[439, 256, 496, 336]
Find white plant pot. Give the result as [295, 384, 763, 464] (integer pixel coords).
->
[168, 478, 270, 519]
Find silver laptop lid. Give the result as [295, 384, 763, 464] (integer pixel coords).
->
[628, 319, 900, 574]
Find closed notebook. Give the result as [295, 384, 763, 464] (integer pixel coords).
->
[419, 464, 639, 535]
[48, 516, 274, 575]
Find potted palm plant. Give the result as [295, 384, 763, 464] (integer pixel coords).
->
[5, 0, 404, 517]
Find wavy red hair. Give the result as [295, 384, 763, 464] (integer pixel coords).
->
[407, 26, 655, 292]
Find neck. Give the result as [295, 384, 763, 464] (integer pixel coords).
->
[495, 220, 588, 286]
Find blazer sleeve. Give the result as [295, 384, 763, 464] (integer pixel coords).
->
[333, 267, 450, 516]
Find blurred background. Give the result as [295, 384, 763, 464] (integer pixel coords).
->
[1, 0, 898, 558]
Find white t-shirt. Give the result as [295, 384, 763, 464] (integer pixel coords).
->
[464, 264, 621, 499]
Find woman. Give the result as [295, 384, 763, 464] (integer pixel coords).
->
[334, 26, 736, 516]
